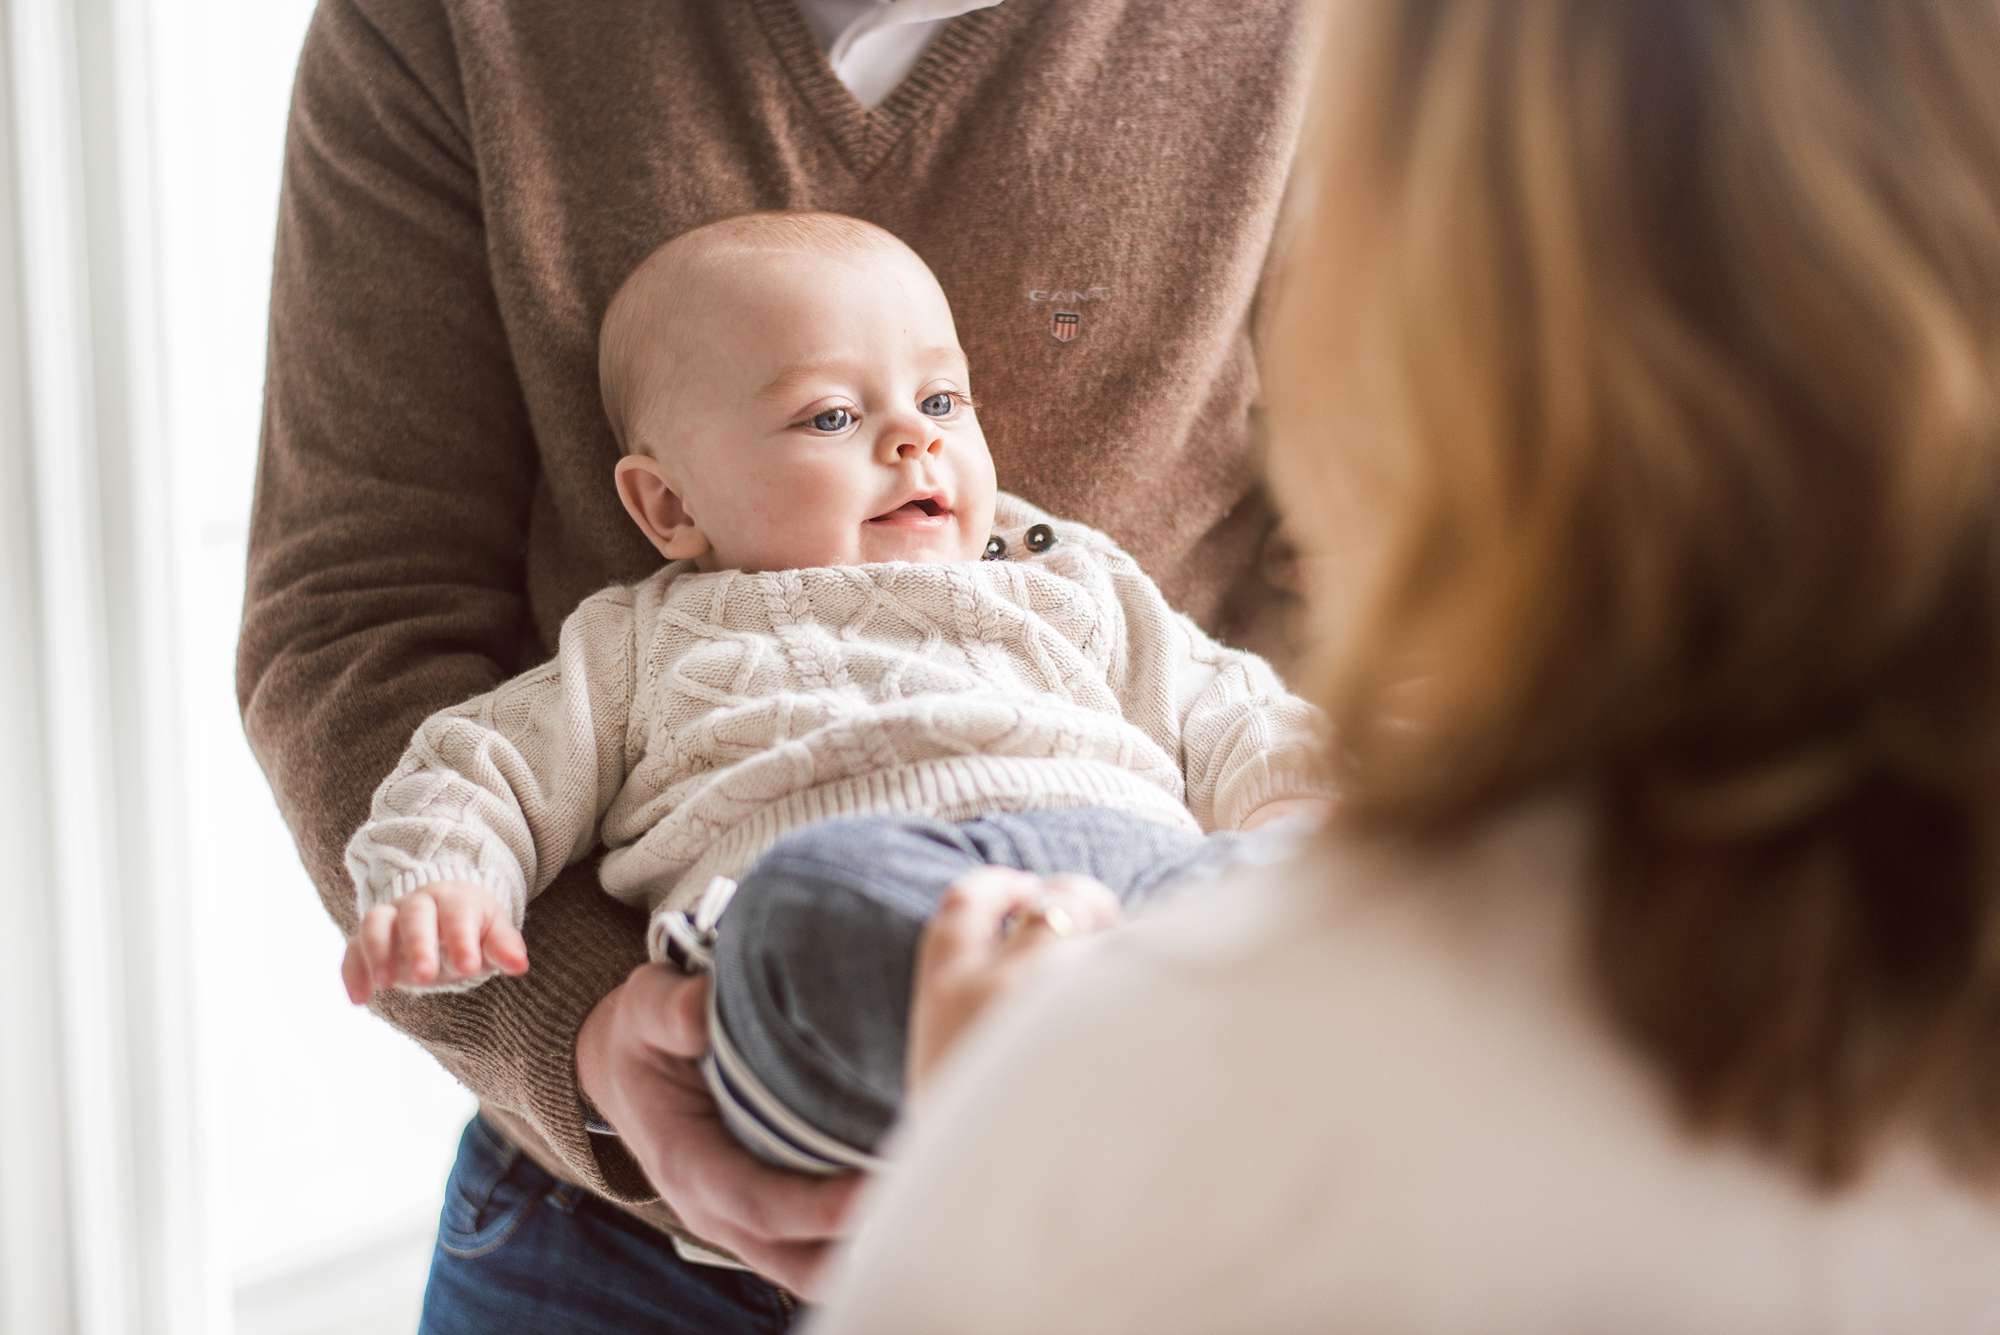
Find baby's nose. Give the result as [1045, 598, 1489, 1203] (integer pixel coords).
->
[894, 436, 942, 460]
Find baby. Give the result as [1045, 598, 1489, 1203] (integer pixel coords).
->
[341, 212, 1335, 1172]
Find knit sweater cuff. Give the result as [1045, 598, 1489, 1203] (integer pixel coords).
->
[1214, 751, 1341, 831]
[356, 857, 527, 919]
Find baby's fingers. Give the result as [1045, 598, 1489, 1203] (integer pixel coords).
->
[341, 940, 374, 1005]
[482, 918, 529, 976]
[435, 894, 488, 978]
[395, 893, 440, 986]
[359, 905, 398, 994]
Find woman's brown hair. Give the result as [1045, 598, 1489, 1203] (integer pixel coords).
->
[1269, 0, 2000, 1185]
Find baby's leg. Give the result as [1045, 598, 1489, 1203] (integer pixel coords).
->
[945, 807, 1228, 907]
[704, 816, 994, 1175]
[701, 809, 1222, 1174]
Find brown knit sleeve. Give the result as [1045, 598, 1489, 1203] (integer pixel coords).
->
[236, 0, 652, 1201]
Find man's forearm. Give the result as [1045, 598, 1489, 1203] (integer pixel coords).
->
[234, 0, 645, 1193]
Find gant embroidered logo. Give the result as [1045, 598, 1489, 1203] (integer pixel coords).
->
[1026, 285, 1111, 345]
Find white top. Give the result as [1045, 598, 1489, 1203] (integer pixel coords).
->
[794, 0, 1006, 109]
[345, 495, 1330, 987]
[810, 796, 2000, 1334]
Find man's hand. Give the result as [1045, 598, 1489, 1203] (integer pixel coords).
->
[576, 965, 863, 1299]
[341, 881, 529, 1003]
[1236, 796, 1336, 832]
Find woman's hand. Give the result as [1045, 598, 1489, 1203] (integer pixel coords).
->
[575, 964, 863, 1299]
[906, 868, 1122, 1098]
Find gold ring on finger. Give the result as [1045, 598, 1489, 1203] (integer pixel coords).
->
[1034, 903, 1079, 938]
[1001, 896, 1079, 941]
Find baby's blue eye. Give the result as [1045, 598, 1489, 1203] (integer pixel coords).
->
[920, 392, 956, 417]
[811, 407, 854, 433]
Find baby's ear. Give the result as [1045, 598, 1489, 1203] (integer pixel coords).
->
[614, 454, 711, 561]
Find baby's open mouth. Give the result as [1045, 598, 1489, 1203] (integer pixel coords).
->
[868, 496, 949, 523]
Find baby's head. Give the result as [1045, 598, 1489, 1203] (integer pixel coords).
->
[600, 212, 996, 572]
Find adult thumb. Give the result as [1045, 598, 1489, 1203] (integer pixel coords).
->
[629, 964, 713, 1058]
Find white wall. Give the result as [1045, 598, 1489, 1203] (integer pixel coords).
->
[4, 1, 478, 1330]
[146, 2, 477, 1304]
[0, 4, 78, 1328]
[149, 0, 481, 1325]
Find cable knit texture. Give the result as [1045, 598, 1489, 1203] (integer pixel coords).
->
[347, 496, 1332, 986]
[236, 0, 1312, 1230]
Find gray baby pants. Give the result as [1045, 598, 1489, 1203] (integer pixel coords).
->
[695, 807, 1249, 1174]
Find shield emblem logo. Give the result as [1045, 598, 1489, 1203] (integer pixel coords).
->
[1051, 310, 1081, 343]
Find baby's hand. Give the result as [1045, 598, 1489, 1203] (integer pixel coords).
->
[1237, 797, 1336, 832]
[341, 880, 530, 1005]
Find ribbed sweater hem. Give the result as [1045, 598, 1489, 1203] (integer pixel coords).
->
[617, 756, 1205, 959]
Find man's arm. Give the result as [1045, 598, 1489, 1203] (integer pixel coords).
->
[236, 0, 648, 1198]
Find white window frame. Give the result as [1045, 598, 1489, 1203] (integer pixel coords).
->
[0, 8, 74, 1330]
[2, 0, 220, 1330]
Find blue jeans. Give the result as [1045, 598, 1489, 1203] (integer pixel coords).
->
[419, 1114, 798, 1334]
[704, 808, 1246, 1174]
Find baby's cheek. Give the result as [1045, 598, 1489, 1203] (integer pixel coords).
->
[956, 453, 1000, 531]
[745, 465, 867, 565]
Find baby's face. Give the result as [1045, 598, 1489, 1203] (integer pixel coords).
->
[632, 245, 997, 571]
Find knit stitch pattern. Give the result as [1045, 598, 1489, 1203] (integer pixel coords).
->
[347, 496, 1332, 986]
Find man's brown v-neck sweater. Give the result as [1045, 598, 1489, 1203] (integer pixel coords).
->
[237, 0, 1312, 1246]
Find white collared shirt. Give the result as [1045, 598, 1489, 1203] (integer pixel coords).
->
[793, 0, 1006, 108]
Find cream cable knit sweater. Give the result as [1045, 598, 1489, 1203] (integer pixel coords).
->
[345, 496, 1332, 985]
